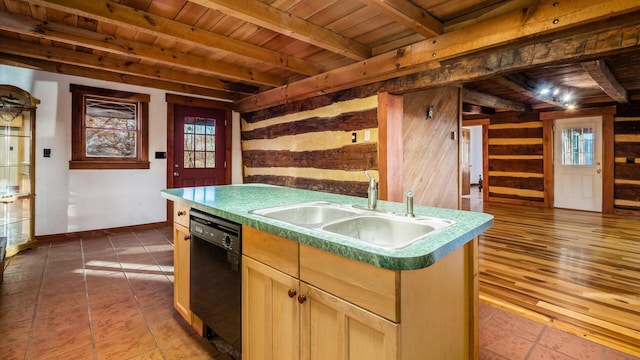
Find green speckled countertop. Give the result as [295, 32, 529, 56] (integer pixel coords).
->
[161, 184, 493, 271]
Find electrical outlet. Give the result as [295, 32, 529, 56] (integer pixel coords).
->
[351, 132, 357, 143]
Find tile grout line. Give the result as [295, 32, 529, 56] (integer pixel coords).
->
[108, 232, 166, 360]
[523, 323, 547, 360]
[80, 237, 99, 360]
[23, 242, 50, 360]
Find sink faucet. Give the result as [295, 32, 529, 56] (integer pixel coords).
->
[406, 191, 415, 217]
[364, 171, 377, 209]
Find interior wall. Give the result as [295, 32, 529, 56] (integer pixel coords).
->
[240, 93, 379, 197]
[486, 111, 545, 204]
[0, 64, 233, 235]
[402, 87, 460, 209]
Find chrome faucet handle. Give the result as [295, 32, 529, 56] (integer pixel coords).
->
[364, 171, 377, 209]
[406, 191, 415, 217]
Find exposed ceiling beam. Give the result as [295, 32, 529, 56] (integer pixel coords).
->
[463, 88, 529, 112]
[32, 0, 324, 76]
[499, 73, 572, 108]
[0, 36, 244, 96]
[581, 60, 629, 103]
[190, 0, 370, 61]
[237, 0, 640, 111]
[357, 0, 442, 38]
[0, 11, 280, 88]
[444, 0, 540, 32]
[462, 103, 495, 115]
[0, 54, 235, 100]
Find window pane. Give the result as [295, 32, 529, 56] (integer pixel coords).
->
[184, 133, 193, 151]
[86, 129, 136, 157]
[195, 134, 205, 151]
[184, 151, 194, 168]
[195, 151, 205, 168]
[206, 153, 215, 168]
[561, 127, 593, 165]
[206, 135, 215, 151]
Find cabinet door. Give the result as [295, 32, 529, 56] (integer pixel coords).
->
[300, 283, 399, 360]
[243, 256, 299, 360]
[173, 222, 191, 322]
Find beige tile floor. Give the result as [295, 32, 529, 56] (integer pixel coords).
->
[1, 226, 638, 360]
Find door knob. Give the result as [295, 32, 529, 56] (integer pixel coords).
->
[596, 168, 602, 174]
[173, 172, 179, 176]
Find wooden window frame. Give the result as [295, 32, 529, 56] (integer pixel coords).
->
[69, 84, 150, 170]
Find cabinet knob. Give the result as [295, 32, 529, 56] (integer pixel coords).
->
[288, 289, 297, 298]
[297, 295, 307, 304]
[184, 235, 191, 241]
[177, 210, 186, 216]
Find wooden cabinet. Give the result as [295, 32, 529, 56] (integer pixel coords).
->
[242, 256, 300, 360]
[299, 283, 398, 360]
[242, 225, 478, 360]
[171, 202, 203, 332]
[173, 221, 191, 321]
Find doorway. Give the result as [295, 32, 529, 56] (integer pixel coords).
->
[461, 120, 487, 212]
[553, 116, 603, 212]
[172, 105, 227, 187]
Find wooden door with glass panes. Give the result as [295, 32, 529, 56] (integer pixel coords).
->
[173, 105, 226, 187]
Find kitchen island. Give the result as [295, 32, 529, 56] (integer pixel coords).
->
[162, 184, 493, 360]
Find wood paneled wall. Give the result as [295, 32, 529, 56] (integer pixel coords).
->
[240, 92, 379, 197]
[486, 112, 545, 204]
[614, 104, 640, 213]
[402, 87, 460, 209]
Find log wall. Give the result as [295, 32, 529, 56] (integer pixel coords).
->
[240, 91, 379, 197]
[487, 112, 545, 204]
[614, 104, 640, 213]
[485, 103, 640, 213]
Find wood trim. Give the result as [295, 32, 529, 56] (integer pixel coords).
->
[378, 92, 404, 202]
[603, 113, 615, 214]
[462, 118, 490, 127]
[165, 94, 233, 110]
[482, 123, 489, 203]
[542, 118, 554, 208]
[539, 106, 617, 120]
[486, 195, 546, 207]
[468, 237, 479, 360]
[35, 221, 169, 243]
[69, 85, 150, 170]
[462, 118, 490, 203]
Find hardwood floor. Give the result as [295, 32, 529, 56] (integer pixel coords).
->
[469, 197, 640, 357]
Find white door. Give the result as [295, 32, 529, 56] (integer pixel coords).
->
[554, 117, 602, 212]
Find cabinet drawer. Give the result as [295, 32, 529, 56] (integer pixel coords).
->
[174, 203, 190, 228]
[299, 244, 399, 322]
[242, 226, 299, 278]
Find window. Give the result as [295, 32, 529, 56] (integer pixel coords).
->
[70, 85, 149, 169]
[183, 117, 216, 169]
[560, 127, 593, 166]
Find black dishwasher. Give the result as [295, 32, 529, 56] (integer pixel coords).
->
[189, 209, 242, 352]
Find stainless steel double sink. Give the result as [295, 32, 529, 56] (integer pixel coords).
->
[250, 201, 455, 250]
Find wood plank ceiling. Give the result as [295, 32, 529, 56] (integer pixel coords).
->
[1, 0, 640, 113]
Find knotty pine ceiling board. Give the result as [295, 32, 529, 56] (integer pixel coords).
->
[146, 0, 186, 20]
[174, 2, 209, 25]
